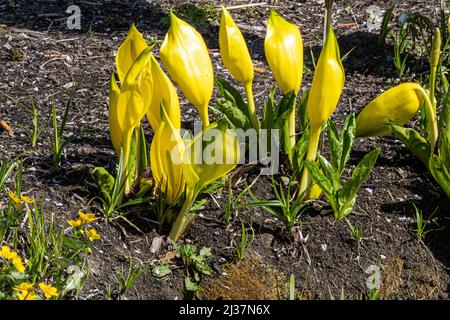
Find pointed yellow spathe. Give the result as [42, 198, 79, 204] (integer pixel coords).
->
[264, 10, 303, 95]
[108, 73, 122, 154]
[115, 47, 154, 191]
[160, 12, 214, 128]
[219, 6, 254, 85]
[183, 121, 239, 192]
[115, 24, 148, 84]
[356, 83, 426, 137]
[219, 6, 259, 131]
[146, 56, 181, 131]
[150, 105, 185, 204]
[299, 24, 344, 196]
[119, 47, 153, 134]
[307, 25, 345, 131]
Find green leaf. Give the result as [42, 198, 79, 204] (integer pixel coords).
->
[9, 271, 28, 281]
[215, 98, 251, 130]
[429, 155, 450, 198]
[438, 88, 450, 164]
[326, 120, 341, 171]
[136, 124, 149, 174]
[339, 148, 380, 219]
[90, 167, 115, 200]
[53, 257, 75, 269]
[340, 113, 356, 173]
[190, 199, 207, 212]
[274, 91, 296, 130]
[62, 236, 85, 250]
[305, 160, 335, 201]
[292, 128, 310, 175]
[297, 89, 310, 133]
[388, 122, 431, 165]
[184, 276, 198, 292]
[215, 77, 249, 118]
[152, 263, 172, 278]
[199, 246, 212, 258]
[317, 154, 341, 191]
[261, 86, 276, 130]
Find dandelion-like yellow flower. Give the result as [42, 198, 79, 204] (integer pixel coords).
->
[0, 245, 17, 260]
[12, 256, 26, 273]
[78, 212, 98, 224]
[20, 195, 34, 204]
[68, 219, 82, 228]
[38, 283, 58, 299]
[15, 282, 34, 293]
[17, 290, 38, 300]
[7, 190, 21, 207]
[85, 228, 100, 242]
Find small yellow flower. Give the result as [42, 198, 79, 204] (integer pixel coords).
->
[78, 212, 98, 224]
[15, 282, 34, 293]
[84, 228, 101, 242]
[68, 219, 82, 228]
[0, 245, 17, 260]
[38, 283, 58, 299]
[12, 256, 26, 273]
[7, 190, 21, 207]
[20, 195, 34, 204]
[17, 290, 38, 300]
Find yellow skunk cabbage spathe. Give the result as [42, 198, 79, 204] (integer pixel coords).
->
[264, 10, 303, 95]
[265, 10, 303, 148]
[115, 24, 148, 84]
[115, 47, 154, 192]
[169, 120, 240, 241]
[219, 6, 254, 86]
[160, 12, 214, 128]
[355, 83, 438, 151]
[219, 6, 259, 131]
[307, 25, 344, 131]
[356, 83, 423, 137]
[146, 56, 181, 131]
[299, 24, 344, 196]
[150, 105, 185, 204]
[183, 121, 240, 193]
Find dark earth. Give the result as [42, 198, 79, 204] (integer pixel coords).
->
[1, 0, 450, 299]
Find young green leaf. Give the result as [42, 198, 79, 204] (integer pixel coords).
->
[389, 122, 431, 165]
[338, 147, 380, 219]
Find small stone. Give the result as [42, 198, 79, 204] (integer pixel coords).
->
[150, 236, 163, 254]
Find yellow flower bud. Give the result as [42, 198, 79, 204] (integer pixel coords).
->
[264, 10, 303, 95]
[115, 47, 154, 193]
[150, 105, 185, 204]
[146, 55, 181, 131]
[160, 12, 214, 128]
[115, 24, 148, 84]
[299, 24, 344, 196]
[356, 83, 429, 137]
[219, 6, 254, 85]
[219, 6, 259, 131]
[307, 25, 345, 130]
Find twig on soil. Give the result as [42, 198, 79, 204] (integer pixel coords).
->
[225, 3, 276, 10]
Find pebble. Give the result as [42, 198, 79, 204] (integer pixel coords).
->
[321, 244, 327, 252]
